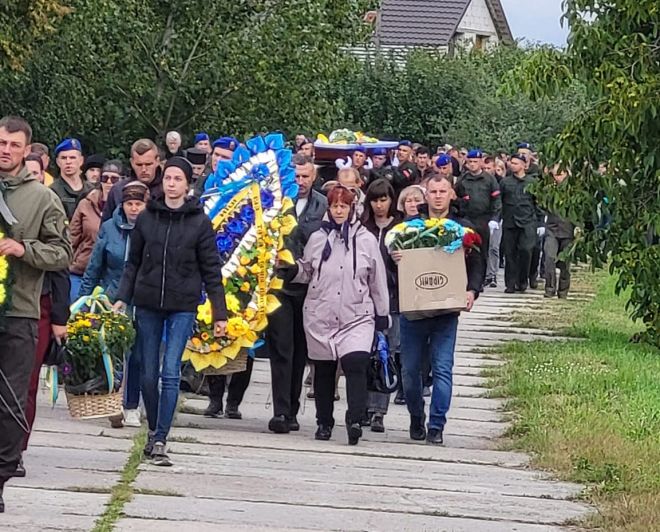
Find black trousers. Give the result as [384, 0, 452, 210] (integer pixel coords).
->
[207, 356, 254, 407]
[502, 225, 537, 290]
[529, 236, 543, 283]
[0, 318, 37, 482]
[474, 221, 490, 286]
[544, 233, 572, 296]
[266, 292, 308, 418]
[314, 351, 370, 427]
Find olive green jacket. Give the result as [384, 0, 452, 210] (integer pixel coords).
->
[1, 166, 72, 319]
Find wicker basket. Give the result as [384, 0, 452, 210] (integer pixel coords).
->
[65, 389, 123, 419]
[202, 349, 248, 376]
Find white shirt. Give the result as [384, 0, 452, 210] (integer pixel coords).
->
[296, 197, 308, 217]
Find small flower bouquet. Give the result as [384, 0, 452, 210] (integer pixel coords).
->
[0, 227, 13, 320]
[182, 134, 298, 373]
[63, 289, 136, 418]
[385, 218, 481, 253]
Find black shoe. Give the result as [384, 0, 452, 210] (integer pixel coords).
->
[426, 427, 444, 445]
[371, 414, 385, 433]
[315, 425, 332, 441]
[558, 292, 568, 299]
[393, 389, 406, 405]
[517, 283, 528, 293]
[288, 416, 300, 431]
[12, 458, 25, 478]
[143, 432, 156, 458]
[484, 277, 493, 287]
[489, 279, 497, 288]
[529, 280, 539, 290]
[268, 415, 290, 434]
[225, 404, 242, 419]
[409, 416, 427, 441]
[203, 399, 223, 418]
[347, 422, 362, 445]
[544, 291, 555, 298]
[504, 287, 515, 294]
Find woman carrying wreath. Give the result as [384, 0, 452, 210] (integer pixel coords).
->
[115, 157, 227, 466]
[290, 185, 390, 445]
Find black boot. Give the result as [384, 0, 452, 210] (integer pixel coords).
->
[225, 403, 242, 419]
[371, 414, 385, 433]
[287, 416, 300, 431]
[409, 415, 426, 441]
[12, 457, 25, 478]
[345, 412, 362, 445]
[315, 425, 332, 441]
[268, 415, 290, 434]
[203, 399, 223, 418]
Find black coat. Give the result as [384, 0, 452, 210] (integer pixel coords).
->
[117, 197, 227, 321]
[280, 190, 328, 296]
[500, 173, 545, 229]
[363, 215, 401, 313]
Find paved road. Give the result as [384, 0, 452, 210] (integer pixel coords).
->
[2, 288, 592, 531]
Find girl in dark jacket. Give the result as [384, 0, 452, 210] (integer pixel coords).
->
[362, 179, 401, 432]
[116, 157, 227, 466]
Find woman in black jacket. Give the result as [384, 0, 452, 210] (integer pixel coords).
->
[361, 179, 401, 432]
[116, 157, 227, 466]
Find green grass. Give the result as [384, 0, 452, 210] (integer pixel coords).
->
[91, 429, 147, 532]
[491, 270, 660, 531]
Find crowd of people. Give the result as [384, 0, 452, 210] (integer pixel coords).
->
[0, 114, 576, 511]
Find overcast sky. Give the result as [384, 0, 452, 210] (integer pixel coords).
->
[500, 0, 569, 46]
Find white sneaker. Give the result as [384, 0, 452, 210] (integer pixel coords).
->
[123, 409, 141, 427]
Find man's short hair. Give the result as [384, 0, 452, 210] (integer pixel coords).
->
[484, 156, 495, 165]
[25, 153, 44, 171]
[31, 142, 49, 156]
[337, 167, 361, 184]
[427, 174, 454, 189]
[416, 146, 430, 157]
[0, 115, 32, 144]
[293, 153, 314, 166]
[131, 138, 158, 157]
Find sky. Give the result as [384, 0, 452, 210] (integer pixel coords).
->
[500, 0, 569, 46]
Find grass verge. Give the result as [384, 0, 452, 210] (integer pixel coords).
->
[490, 270, 660, 531]
[91, 429, 147, 532]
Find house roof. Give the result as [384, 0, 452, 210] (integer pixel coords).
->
[377, 0, 514, 47]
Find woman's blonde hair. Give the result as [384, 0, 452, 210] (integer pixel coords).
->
[396, 185, 426, 212]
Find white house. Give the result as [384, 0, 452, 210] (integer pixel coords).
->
[363, 0, 513, 57]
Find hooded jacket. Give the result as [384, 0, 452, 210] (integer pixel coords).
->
[79, 205, 136, 302]
[0, 167, 72, 319]
[117, 197, 227, 320]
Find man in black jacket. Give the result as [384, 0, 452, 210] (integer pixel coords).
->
[392, 175, 484, 445]
[500, 154, 545, 293]
[544, 166, 574, 298]
[267, 154, 327, 433]
[102, 139, 162, 222]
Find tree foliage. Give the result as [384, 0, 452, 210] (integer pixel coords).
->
[507, 0, 660, 346]
[0, 0, 71, 71]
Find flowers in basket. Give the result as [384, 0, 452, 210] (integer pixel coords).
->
[63, 289, 135, 396]
[182, 133, 298, 372]
[385, 218, 482, 253]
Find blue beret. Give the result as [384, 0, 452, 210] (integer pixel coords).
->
[194, 132, 210, 144]
[398, 140, 412, 148]
[213, 137, 239, 151]
[372, 147, 387, 156]
[466, 149, 483, 159]
[511, 153, 527, 163]
[517, 142, 532, 150]
[435, 154, 452, 168]
[353, 146, 366, 154]
[55, 138, 82, 156]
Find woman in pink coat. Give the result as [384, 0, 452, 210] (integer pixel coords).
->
[293, 185, 390, 445]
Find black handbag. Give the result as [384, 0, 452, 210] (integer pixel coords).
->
[42, 338, 66, 367]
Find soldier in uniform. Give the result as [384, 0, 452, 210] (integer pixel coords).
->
[50, 138, 95, 221]
[517, 143, 543, 288]
[351, 146, 370, 185]
[193, 132, 212, 154]
[500, 154, 545, 293]
[392, 140, 420, 196]
[544, 165, 574, 298]
[454, 150, 501, 285]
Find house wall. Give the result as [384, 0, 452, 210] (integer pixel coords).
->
[455, 0, 500, 50]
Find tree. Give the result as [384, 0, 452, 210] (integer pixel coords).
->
[507, 0, 660, 346]
[0, 0, 70, 71]
[0, 0, 373, 152]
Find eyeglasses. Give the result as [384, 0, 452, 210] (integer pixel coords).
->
[100, 174, 122, 184]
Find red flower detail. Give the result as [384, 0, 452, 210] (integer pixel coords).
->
[462, 229, 482, 253]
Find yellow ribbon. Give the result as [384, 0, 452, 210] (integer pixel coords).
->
[250, 183, 269, 323]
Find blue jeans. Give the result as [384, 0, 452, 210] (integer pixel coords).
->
[123, 346, 141, 410]
[400, 313, 459, 430]
[135, 307, 195, 443]
[69, 273, 83, 303]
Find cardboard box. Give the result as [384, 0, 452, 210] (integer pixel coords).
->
[398, 247, 468, 315]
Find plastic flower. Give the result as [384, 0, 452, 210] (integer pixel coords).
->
[227, 317, 250, 338]
[239, 255, 251, 266]
[226, 218, 247, 237]
[260, 189, 274, 209]
[197, 300, 213, 325]
[239, 204, 255, 224]
[225, 293, 241, 314]
[0, 258, 7, 281]
[216, 233, 234, 254]
[240, 282, 251, 292]
[201, 332, 210, 341]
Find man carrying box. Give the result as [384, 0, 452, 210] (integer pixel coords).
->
[391, 175, 484, 445]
